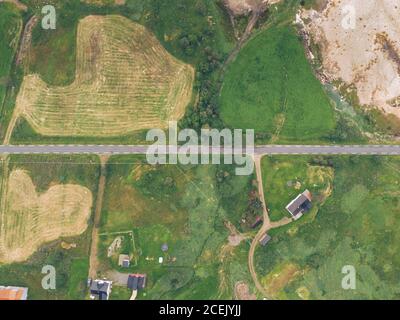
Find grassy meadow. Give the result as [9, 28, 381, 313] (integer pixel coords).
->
[220, 25, 335, 143]
[98, 156, 255, 299]
[256, 156, 400, 299]
[261, 156, 333, 221]
[7, 154, 100, 192]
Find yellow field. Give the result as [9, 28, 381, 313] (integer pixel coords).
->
[15, 15, 194, 137]
[0, 169, 93, 263]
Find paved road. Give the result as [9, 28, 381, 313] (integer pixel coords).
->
[1, 144, 400, 155]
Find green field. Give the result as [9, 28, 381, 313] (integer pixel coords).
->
[261, 156, 333, 221]
[0, 3, 22, 140]
[98, 157, 255, 299]
[256, 156, 400, 299]
[7, 154, 100, 192]
[220, 25, 335, 143]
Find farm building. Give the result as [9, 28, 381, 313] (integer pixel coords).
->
[0, 286, 28, 300]
[127, 274, 147, 291]
[118, 254, 131, 268]
[251, 216, 263, 229]
[90, 280, 112, 300]
[259, 234, 272, 246]
[127, 274, 147, 300]
[285, 190, 312, 220]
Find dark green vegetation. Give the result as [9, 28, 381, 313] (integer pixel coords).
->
[220, 25, 335, 143]
[216, 164, 262, 231]
[256, 156, 400, 299]
[0, 3, 22, 141]
[0, 155, 100, 299]
[99, 156, 255, 299]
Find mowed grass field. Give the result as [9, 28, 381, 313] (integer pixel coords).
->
[256, 156, 400, 299]
[220, 25, 335, 142]
[0, 155, 100, 264]
[0, 155, 100, 299]
[0, 169, 92, 263]
[98, 156, 255, 299]
[9, 0, 234, 143]
[16, 15, 194, 137]
[0, 3, 22, 139]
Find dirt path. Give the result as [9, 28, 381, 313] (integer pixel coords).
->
[4, 111, 19, 145]
[217, 220, 251, 298]
[248, 155, 292, 299]
[88, 155, 109, 279]
[15, 15, 38, 69]
[4, 15, 38, 145]
[0, 156, 10, 258]
[1, 0, 28, 11]
[248, 155, 271, 298]
[219, 1, 269, 85]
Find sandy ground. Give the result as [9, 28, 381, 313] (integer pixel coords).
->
[301, 0, 400, 117]
[224, 0, 281, 15]
[0, 169, 93, 263]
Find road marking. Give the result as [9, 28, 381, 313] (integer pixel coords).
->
[1, 145, 400, 156]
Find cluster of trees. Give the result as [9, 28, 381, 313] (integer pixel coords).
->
[180, 45, 225, 131]
[215, 167, 263, 231]
[326, 116, 364, 143]
[309, 156, 334, 168]
[242, 188, 263, 228]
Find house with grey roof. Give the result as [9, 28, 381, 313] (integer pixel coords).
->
[285, 190, 312, 220]
[127, 274, 146, 291]
[90, 280, 112, 300]
[259, 233, 272, 246]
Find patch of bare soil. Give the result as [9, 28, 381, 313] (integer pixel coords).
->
[225, 220, 247, 246]
[234, 281, 257, 300]
[224, 0, 280, 15]
[301, 0, 400, 117]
